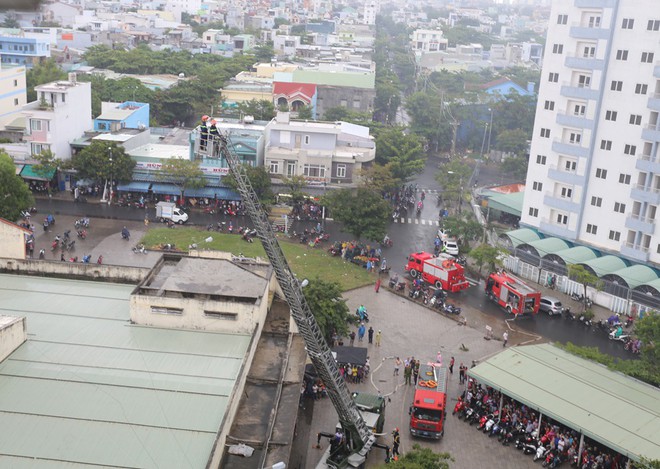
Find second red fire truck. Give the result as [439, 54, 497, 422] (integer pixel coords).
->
[409, 362, 448, 439]
[485, 270, 541, 315]
[405, 252, 470, 293]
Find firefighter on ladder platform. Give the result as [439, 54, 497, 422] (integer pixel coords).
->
[199, 115, 210, 152]
[208, 119, 227, 156]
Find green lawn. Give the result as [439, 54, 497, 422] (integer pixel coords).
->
[140, 227, 375, 291]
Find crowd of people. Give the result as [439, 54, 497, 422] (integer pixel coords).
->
[461, 379, 629, 468]
[291, 200, 323, 221]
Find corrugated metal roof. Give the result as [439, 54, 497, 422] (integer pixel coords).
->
[522, 237, 571, 258]
[602, 265, 659, 289]
[468, 344, 660, 461]
[500, 228, 543, 248]
[487, 191, 523, 216]
[0, 274, 252, 468]
[544, 246, 599, 265]
[579, 255, 629, 277]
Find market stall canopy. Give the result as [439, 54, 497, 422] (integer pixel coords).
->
[20, 164, 56, 181]
[331, 346, 368, 366]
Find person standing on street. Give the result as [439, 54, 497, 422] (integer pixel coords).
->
[391, 428, 401, 459]
[449, 356, 455, 374]
[358, 323, 366, 342]
[413, 361, 420, 385]
[375, 330, 381, 347]
[503, 331, 508, 347]
[349, 330, 356, 346]
[394, 357, 401, 376]
[375, 277, 381, 293]
[404, 363, 412, 385]
[368, 326, 374, 344]
[459, 363, 466, 384]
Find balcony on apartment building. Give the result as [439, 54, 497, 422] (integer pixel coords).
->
[574, 0, 616, 7]
[620, 241, 650, 263]
[560, 81, 600, 101]
[551, 138, 590, 158]
[564, 53, 605, 71]
[547, 163, 587, 186]
[569, 22, 611, 41]
[625, 213, 656, 235]
[543, 190, 581, 213]
[635, 153, 660, 173]
[654, 60, 660, 79]
[555, 111, 594, 130]
[641, 123, 660, 143]
[539, 218, 577, 240]
[648, 92, 660, 112]
[630, 183, 660, 205]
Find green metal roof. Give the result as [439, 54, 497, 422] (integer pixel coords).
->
[0, 274, 252, 468]
[521, 237, 570, 258]
[543, 246, 599, 264]
[602, 265, 659, 289]
[486, 191, 524, 217]
[636, 277, 660, 293]
[468, 344, 660, 462]
[20, 164, 56, 181]
[500, 228, 543, 248]
[292, 70, 375, 89]
[579, 255, 629, 277]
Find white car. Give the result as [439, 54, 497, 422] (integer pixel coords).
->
[443, 239, 459, 256]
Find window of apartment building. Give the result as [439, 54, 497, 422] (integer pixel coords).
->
[605, 110, 617, 121]
[269, 160, 279, 173]
[595, 168, 608, 179]
[619, 173, 632, 184]
[611, 80, 623, 91]
[304, 135, 310, 145]
[352, 100, 360, 109]
[647, 20, 660, 31]
[578, 74, 591, 88]
[557, 14, 568, 25]
[303, 164, 326, 178]
[532, 181, 543, 191]
[536, 154, 547, 165]
[622, 18, 634, 29]
[624, 144, 637, 155]
[552, 44, 563, 54]
[586, 224, 598, 234]
[528, 207, 539, 217]
[30, 119, 42, 131]
[544, 100, 555, 110]
[583, 46, 595, 58]
[560, 187, 573, 198]
[31, 143, 48, 155]
[565, 160, 577, 171]
[151, 306, 183, 315]
[548, 72, 559, 83]
[204, 311, 237, 320]
[61, 93, 65, 103]
[14, 98, 18, 106]
[569, 132, 582, 144]
[286, 161, 296, 177]
[13, 79, 17, 86]
[574, 104, 586, 116]
[641, 52, 655, 63]
[600, 140, 612, 150]
[588, 16, 601, 28]
[635, 83, 648, 94]
[614, 202, 626, 213]
[556, 213, 568, 225]
[340, 99, 347, 107]
[336, 164, 346, 178]
[629, 114, 642, 125]
[591, 196, 602, 207]
[615, 49, 629, 60]
[540, 128, 551, 138]
[609, 230, 621, 241]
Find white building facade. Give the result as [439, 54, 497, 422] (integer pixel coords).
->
[0, 65, 27, 129]
[411, 28, 448, 53]
[521, 0, 660, 265]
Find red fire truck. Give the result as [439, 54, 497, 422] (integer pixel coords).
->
[485, 270, 541, 315]
[409, 362, 448, 439]
[405, 252, 470, 292]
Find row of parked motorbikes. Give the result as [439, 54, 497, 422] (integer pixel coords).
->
[387, 276, 462, 316]
[453, 399, 574, 468]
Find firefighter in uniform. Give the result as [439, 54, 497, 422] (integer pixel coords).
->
[208, 119, 220, 156]
[199, 115, 209, 151]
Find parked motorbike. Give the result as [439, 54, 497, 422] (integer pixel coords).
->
[452, 398, 464, 416]
[133, 244, 148, 254]
[570, 292, 593, 308]
[534, 444, 550, 462]
[77, 229, 87, 239]
[74, 218, 90, 229]
[443, 303, 461, 315]
[609, 326, 629, 342]
[51, 235, 61, 251]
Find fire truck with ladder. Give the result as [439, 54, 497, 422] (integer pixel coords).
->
[405, 252, 470, 292]
[408, 362, 448, 439]
[485, 270, 541, 315]
[208, 131, 390, 468]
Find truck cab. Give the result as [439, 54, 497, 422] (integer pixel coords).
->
[409, 363, 448, 439]
[352, 392, 386, 434]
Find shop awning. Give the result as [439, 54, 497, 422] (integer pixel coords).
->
[14, 164, 24, 175]
[150, 183, 180, 195]
[184, 186, 240, 200]
[499, 228, 543, 249]
[20, 164, 56, 181]
[116, 182, 152, 193]
[487, 191, 524, 217]
[578, 255, 629, 277]
[602, 265, 659, 289]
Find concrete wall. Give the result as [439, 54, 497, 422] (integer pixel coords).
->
[0, 224, 27, 260]
[0, 316, 26, 363]
[0, 257, 148, 283]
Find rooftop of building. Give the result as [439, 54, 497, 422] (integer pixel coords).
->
[0, 273, 252, 468]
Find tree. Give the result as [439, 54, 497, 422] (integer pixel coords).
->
[252, 43, 275, 62]
[0, 151, 34, 221]
[469, 244, 505, 274]
[376, 444, 452, 469]
[235, 99, 276, 121]
[303, 278, 351, 344]
[323, 188, 391, 241]
[441, 215, 482, 247]
[223, 164, 274, 204]
[634, 313, 659, 379]
[296, 105, 313, 120]
[501, 155, 529, 181]
[374, 127, 426, 183]
[1, 15, 19, 29]
[26, 59, 67, 102]
[71, 141, 136, 183]
[359, 163, 398, 193]
[495, 129, 529, 157]
[281, 175, 308, 204]
[31, 149, 62, 195]
[323, 107, 373, 126]
[157, 157, 206, 200]
[567, 264, 602, 312]
[435, 160, 473, 212]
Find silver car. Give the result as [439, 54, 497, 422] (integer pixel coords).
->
[539, 296, 563, 316]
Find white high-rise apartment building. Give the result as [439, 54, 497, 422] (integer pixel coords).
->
[521, 0, 660, 266]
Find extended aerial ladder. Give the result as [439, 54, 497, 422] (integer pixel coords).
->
[209, 133, 376, 467]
